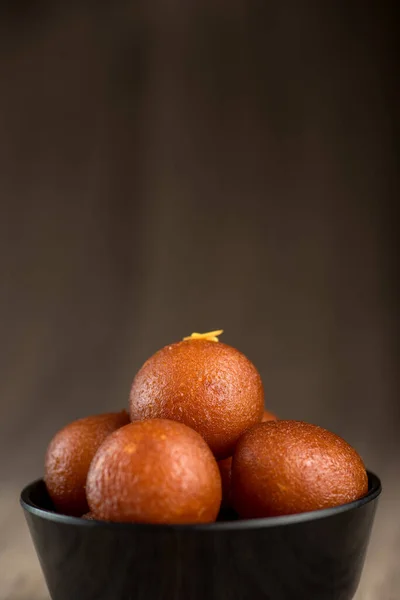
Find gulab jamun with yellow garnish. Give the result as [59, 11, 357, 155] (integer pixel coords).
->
[129, 331, 264, 459]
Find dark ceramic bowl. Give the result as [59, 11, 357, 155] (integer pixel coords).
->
[21, 472, 381, 600]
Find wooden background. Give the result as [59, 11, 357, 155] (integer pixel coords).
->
[0, 2, 398, 598]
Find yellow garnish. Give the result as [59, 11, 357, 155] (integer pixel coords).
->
[183, 330, 224, 342]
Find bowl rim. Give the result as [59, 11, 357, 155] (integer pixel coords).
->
[20, 471, 381, 532]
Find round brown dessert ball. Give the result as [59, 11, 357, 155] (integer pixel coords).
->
[45, 410, 130, 516]
[86, 419, 222, 524]
[262, 409, 277, 422]
[129, 337, 264, 458]
[81, 512, 96, 520]
[231, 420, 368, 518]
[218, 457, 233, 509]
[218, 410, 277, 508]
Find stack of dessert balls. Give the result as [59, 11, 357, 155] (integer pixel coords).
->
[44, 330, 368, 524]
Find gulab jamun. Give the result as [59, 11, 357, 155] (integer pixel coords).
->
[231, 420, 368, 518]
[218, 410, 277, 508]
[218, 457, 233, 509]
[129, 331, 264, 458]
[45, 410, 129, 516]
[262, 409, 277, 422]
[81, 512, 96, 520]
[86, 419, 222, 524]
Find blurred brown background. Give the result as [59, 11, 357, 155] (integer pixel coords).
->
[0, 2, 398, 598]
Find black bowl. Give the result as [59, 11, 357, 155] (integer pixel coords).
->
[21, 472, 381, 600]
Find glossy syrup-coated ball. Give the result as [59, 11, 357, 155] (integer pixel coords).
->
[86, 419, 222, 524]
[218, 410, 277, 508]
[232, 420, 368, 518]
[45, 410, 129, 516]
[262, 409, 277, 422]
[129, 339, 264, 458]
[81, 512, 96, 520]
[218, 457, 233, 509]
